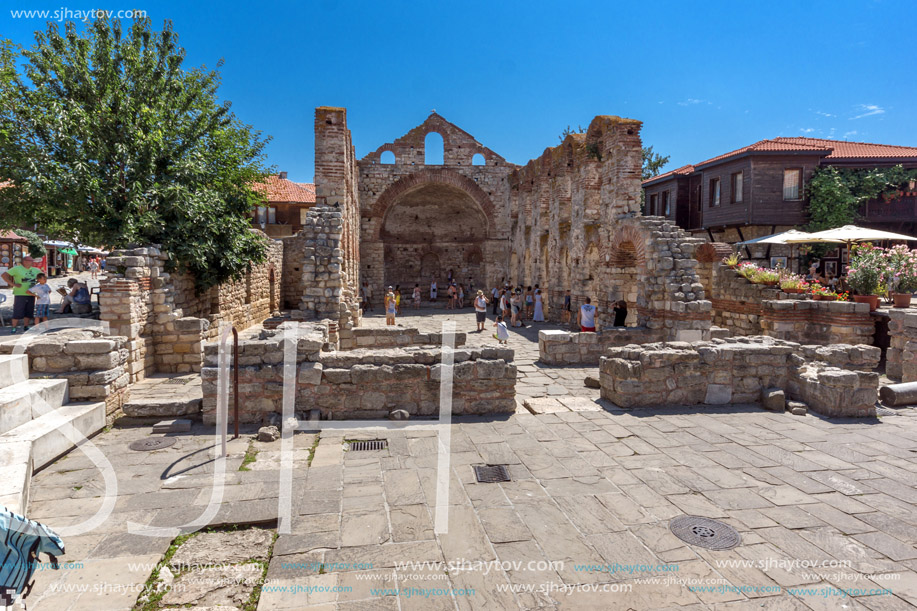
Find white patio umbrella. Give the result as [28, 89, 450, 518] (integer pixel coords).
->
[736, 229, 840, 273]
[785, 224, 917, 272]
[736, 229, 835, 245]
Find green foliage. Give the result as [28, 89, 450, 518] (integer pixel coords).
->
[806, 165, 917, 232]
[0, 18, 272, 291]
[15, 229, 46, 258]
[585, 142, 602, 161]
[847, 243, 883, 295]
[642, 146, 670, 181]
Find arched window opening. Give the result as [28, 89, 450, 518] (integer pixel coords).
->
[472, 153, 486, 166]
[380, 150, 396, 165]
[425, 132, 444, 165]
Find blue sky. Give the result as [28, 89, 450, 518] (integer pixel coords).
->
[5, 0, 917, 183]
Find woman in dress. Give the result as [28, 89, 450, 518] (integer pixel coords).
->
[525, 286, 534, 319]
[430, 279, 438, 303]
[533, 285, 545, 322]
[394, 286, 402, 314]
[413, 284, 422, 309]
[385, 287, 397, 326]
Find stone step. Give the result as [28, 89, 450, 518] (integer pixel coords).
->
[0, 379, 70, 435]
[0, 354, 29, 391]
[0, 439, 32, 514]
[0, 401, 105, 472]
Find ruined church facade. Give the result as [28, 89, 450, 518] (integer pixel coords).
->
[309, 107, 710, 340]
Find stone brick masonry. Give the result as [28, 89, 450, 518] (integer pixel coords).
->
[200, 323, 514, 423]
[600, 337, 880, 418]
[888, 309, 917, 381]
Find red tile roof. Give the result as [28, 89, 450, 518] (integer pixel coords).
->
[253, 175, 316, 204]
[643, 137, 917, 185]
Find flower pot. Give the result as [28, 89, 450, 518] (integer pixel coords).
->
[893, 293, 913, 308]
[853, 294, 880, 311]
[761, 281, 778, 286]
[821, 295, 837, 301]
[782, 288, 800, 294]
[812, 294, 823, 300]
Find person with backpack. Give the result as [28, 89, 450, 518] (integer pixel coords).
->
[57, 278, 90, 314]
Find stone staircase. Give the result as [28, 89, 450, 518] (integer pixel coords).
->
[0, 354, 106, 514]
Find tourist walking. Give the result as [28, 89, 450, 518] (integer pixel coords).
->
[500, 289, 510, 321]
[525, 286, 534, 319]
[430, 279, 438, 302]
[394, 286, 402, 314]
[474, 290, 489, 332]
[612, 300, 628, 327]
[491, 285, 500, 315]
[413, 284, 421, 309]
[533, 285, 544, 322]
[458, 283, 465, 308]
[2, 256, 39, 333]
[510, 290, 522, 327]
[578, 297, 597, 332]
[385, 287, 397, 326]
[89, 257, 100, 280]
[447, 282, 456, 309]
[365, 282, 374, 312]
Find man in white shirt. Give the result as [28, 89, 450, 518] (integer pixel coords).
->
[578, 297, 597, 332]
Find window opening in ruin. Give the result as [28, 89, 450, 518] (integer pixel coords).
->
[425, 132, 444, 165]
[380, 150, 396, 165]
[472, 153, 486, 166]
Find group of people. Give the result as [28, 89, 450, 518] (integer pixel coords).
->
[806, 262, 847, 292]
[2, 256, 92, 333]
[367, 272, 630, 345]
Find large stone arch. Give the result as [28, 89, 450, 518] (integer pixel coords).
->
[370, 168, 498, 240]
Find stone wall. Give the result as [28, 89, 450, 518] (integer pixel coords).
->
[357, 112, 514, 297]
[0, 329, 130, 421]
[700, 262, 875, 345]
[100, 237, 284, 379]
[538, 327, 664, 365]
[888, 309, 917, 381]
[339, 327, 466, 351]
[200, 324, 515, 423]
[600, 337, 880, 418]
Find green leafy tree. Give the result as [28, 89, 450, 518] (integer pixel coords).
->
[0, 18, 272, 291]
[642, 146, 670, 181]
[806, 165, 917, 232]
[15, 229, 47, 258]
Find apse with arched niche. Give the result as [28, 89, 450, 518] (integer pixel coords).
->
[380, 182, 489, 289]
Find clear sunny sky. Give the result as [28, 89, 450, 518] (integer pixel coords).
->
[4, 0, 916, 183]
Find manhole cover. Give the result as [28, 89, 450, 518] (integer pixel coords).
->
[473, 465, 511, 483]
[669, 515, 741, 550]
[348, 439, 388, 452]
[129, 437, 177, 452]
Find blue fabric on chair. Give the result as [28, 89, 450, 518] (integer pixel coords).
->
[0, 508, 65, 596]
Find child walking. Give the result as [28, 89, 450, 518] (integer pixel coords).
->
[493, 315, 509, 345]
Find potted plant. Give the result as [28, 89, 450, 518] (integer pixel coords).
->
[885, 244, 917, 308]
[821, 289, 838, 301]
[752, 268, 780, 286]
[847, 244, 882, 311]
[736, 262, 759, 281]
[780, 274, 808, 294]
[722, 252, 742, 269]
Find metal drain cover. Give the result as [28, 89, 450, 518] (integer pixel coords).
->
[348, 439, 388, 452]
[474, 465, 511, 483]
[669, 515, 741, 550]
[129, 437, 177, 451]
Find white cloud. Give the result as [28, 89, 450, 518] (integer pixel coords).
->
[851, 104, 885, 119]
[844, 130, 858, 139]
[815, 110, 835, 118]
[677, 98, 706, 107]
[800, 128, 815, 134]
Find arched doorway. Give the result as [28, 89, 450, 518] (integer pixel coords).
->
[379, 182, 489, 289]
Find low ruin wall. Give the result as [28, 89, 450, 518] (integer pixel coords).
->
[888, 309, 917, 382]
[100, 238, 283, 380]
[600, 337, 880, 418]
[538, 327, 664, 365]
[201, 324, 513, 423]
[0, 329, 130, 422]
[699, 263, 875, 345]
[339, 327, 466, 351]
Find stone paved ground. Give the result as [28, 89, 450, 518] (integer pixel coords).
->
[21, 311, 917, 610]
